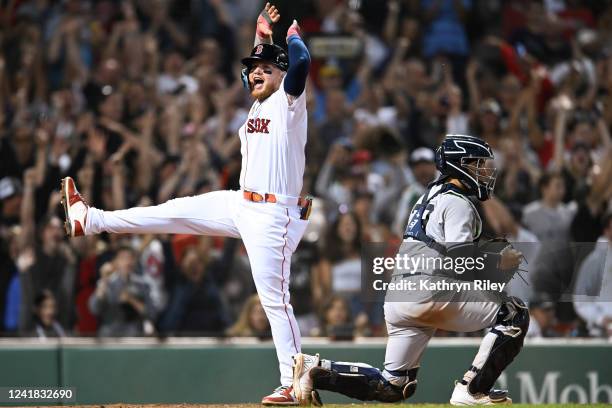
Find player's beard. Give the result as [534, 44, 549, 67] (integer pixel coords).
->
[251, 80, 277, 101]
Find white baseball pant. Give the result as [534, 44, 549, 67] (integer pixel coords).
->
[86, 190, 308, 386]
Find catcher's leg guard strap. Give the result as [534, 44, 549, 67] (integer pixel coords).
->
[467, 297, 530, 394]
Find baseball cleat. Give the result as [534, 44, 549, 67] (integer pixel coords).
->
[261, 385, 299, 406]
[60, 176, 88, 237]
[292, 353, 320, 405]
[450, 381, 512, 405]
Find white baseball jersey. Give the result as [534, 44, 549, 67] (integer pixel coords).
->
[238, 78, 308, 198]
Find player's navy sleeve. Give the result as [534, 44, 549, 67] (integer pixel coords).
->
[284, 35, 310, 97]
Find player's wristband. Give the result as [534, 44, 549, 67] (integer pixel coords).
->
[286, 20, 301, 43]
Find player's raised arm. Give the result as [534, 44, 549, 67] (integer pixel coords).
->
[284, 20, 310, 97]
[254, 2, 280, 46]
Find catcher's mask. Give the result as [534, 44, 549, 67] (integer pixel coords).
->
[435, 134, 497, 201]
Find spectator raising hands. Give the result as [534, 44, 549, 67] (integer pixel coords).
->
[0, 0, 610, 341]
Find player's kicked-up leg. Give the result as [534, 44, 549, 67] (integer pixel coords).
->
[236, 200, 308, 405]
[61, 176, 241, 238]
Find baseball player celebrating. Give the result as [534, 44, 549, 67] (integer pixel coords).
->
[61, 4, 311, 405]
[293, 135, 528, 406]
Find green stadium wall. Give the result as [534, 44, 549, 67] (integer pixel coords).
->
[0, 339, 610, 405]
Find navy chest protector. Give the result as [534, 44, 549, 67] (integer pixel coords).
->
[403, 183, 470, 255]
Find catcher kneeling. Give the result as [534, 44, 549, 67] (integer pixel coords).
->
[293, 135, 528, 406]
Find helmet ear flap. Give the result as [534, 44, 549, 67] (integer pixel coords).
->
[435, 145, 446, 172]
[241, 68, 250, 90]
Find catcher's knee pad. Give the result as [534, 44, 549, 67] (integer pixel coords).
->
[382, 367, 419, 400]
[496, 296, 530, 332]
[468, 297, 529, 395]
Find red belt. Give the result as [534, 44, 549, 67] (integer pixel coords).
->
[243, 190, 277, 203]
[242, 190, 310, 207]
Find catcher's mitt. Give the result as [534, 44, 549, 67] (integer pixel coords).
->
[476, 237, 523, 284]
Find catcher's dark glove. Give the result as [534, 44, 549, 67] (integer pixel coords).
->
[476, 237, 524, 284]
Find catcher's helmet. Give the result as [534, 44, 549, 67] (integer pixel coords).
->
[435, 134, 497, 201]
[241, 43, 289, 71]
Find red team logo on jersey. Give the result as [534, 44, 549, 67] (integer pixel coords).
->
[247, 118, 271, 134]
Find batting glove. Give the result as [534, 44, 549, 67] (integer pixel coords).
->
[256, 3, 280, 40]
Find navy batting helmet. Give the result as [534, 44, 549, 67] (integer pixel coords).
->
[241, 43, 289, 71]
[435, 134, 497, 201]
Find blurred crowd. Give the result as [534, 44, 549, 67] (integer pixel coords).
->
[0, 0, 612, 340]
